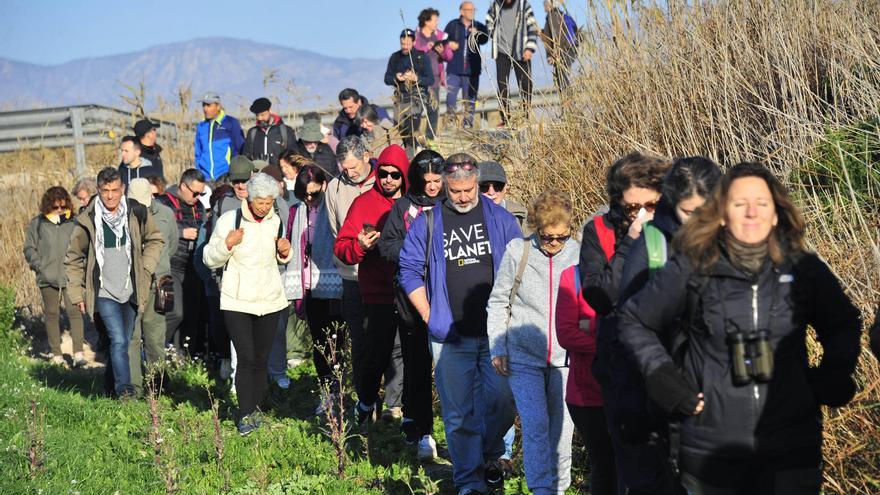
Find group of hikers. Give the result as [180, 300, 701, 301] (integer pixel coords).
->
[19, 2, 880, 495]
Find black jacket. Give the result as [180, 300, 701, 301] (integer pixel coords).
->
[618, 251, 861, 468]
[294, 140, 338, 178]
[140, 143, 164, 177]
[580, 210, 633, 316]
[378, 192, 442, 265]
[384, 50, 434, 98]
[156, 186, 206, 271]
[871, 303, 880, 361]
[117, 157, 163, 187]
[243, 115, 297, 166]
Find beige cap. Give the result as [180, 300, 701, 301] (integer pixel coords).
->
[127, 178, 152, 207]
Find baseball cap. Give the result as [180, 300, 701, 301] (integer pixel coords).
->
[133, 119, 160, 137]
[199, 92, 221, 104]
[400, 28, 416, 40]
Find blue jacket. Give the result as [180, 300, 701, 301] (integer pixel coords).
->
[194, 110, 245, 181]
[399, 198, 522, 342]
[444, 18, 489, 76]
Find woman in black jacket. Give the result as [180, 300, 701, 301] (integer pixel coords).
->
[377, 149, 444, 459]
[618, 162, 862, 494]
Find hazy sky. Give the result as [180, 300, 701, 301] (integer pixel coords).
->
[0, 0, 557, 65]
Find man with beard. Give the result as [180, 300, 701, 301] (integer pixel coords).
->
[243, 97, 297, 166]
[399, 153, 521, 494]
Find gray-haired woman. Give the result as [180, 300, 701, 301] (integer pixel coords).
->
[203, 172, 293, 436]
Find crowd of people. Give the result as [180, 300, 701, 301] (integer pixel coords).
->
[20, 3, 880, 495]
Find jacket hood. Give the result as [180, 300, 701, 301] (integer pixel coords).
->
[259, 113, 283, 128]
[651, 197, 681, 237]
[374, 145, 410, 196]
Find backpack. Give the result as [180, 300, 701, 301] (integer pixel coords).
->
[562, 11, 579, 46]
[506, 237, 531, 327]
[233, 202, 284, 240]
[246, 124, 289, 158]
[644, 222, 668, 274]
[592, 216, 616, 261]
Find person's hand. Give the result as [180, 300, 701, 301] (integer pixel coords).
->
[433, 43, 445, 55]
[694, 393, 705, 415]
[396, 72, 406, 81]
[427, 41, 436, 50]
[406, 71, 418, 82]
[277, 238, 291, 258]
[182, 227, 198, 240]
[449, 41, 460, 51]
[523, 49, 534, 62]
[420, 308, 430, 323]
[357, 230, 380, 251]
[627, 208, 655, 239]
[77, 302, 85, 314]
[492, 356, 511, 376]
[225, 228, 244, 251]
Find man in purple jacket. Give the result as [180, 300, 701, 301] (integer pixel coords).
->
[399, 152, 521, 495]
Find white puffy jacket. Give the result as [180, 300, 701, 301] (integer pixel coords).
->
[203, 200, 292, 316]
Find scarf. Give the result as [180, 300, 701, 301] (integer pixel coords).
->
[94, 198, 132, 290]
[725, 234, 769, 275]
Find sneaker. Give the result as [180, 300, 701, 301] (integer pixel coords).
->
[286, 357, 304, 368]
[458, 489, 485, 495]
[484, 459, 508, 491]
[353, 400, 375, 425]
[237, 412, 262, 436]
[401, 418, 420, 444]
[219, 358, 233, 380]
[315, 392, 336, 416]
[50, 354, 65, 366]
[417, 435, 438, 461]
[72, 352, 87, 368]
[275, 376, 290, 389]
[381, 406, 402, 423]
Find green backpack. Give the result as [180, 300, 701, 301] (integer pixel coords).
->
[644, 222, 668, 274]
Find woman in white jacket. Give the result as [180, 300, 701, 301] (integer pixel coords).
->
[487, 191, 580, 495]
[203, 173, 293, 436]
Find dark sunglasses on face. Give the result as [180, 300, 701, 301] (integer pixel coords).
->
[623, 201, 658, 218]
[443, 161, 476, 174]
[539, 233, 571, 244]
[377, 170, 402, 180]
[183, 182, 205, 197]
[51, 204, 67, 211]
[479, 181, 505, 193]
[152, 193, 161, 198]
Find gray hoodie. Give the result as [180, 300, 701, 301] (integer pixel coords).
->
[487, 235, 580, 368]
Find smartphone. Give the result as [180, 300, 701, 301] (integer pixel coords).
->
[363, 223, 377, 234]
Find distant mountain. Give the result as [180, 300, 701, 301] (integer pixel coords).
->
[0, 37, 552, 114]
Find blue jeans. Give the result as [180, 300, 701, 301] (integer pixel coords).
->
[446, 73, 480, 126]
[431, 335, 516, 493]
[96, 298, 137, 396]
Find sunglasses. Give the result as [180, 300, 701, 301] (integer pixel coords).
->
[416, 154, 444, 168]
[623, 201, 658, 218]
[443, 161, 476, 174]
[377, 170, 402, 180]
[479, 181, 505, 193]
[539, 233, 571, 244]
[51, 204, 67, 211]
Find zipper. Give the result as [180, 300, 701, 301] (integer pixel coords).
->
[750, 283, 761, 401]
[208, 119, 215, 180]
[547, 254, 554, 364]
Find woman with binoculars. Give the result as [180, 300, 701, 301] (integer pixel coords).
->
[617, 162, 861, 494]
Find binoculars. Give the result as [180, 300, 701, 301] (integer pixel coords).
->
[726, 329, 774, 386]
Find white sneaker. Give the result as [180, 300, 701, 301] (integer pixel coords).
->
[315, 392, 336, 416]
[417, 435, 437, 461]
[219, 358, 233, 380]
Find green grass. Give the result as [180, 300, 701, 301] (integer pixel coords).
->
[0, 287, 590, 494]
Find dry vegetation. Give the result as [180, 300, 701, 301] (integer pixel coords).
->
[1, 0, 879, 492]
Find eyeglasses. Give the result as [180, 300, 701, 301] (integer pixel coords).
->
[443, 161, 476, 174]
[377, 170, 402, 180]
[539, 233, 571, 244]
[479, 181, 505, 193]
[623, 201, 658, 218]
[304, 190, 321, 198]
[182, 182, 205, 197]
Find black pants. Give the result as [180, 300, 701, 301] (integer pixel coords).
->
[357, 304, 400, 407]
[206, 294, 231, 359]
[495, 53, 533, 124]
[568, 404, 618, 495]
[400, 320, 434, 435]
[305, 293, 343, 386]
[224, 309, 281, 418]
[166, 264, 207, 356]
[680, 447, 822, 495]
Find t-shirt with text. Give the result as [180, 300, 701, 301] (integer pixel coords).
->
[442, 201, 494, 337]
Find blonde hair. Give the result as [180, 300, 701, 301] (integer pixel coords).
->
[527, 191, 574, 234]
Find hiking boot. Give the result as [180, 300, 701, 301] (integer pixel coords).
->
[237, 412, 263, 436]
[381, 406, 402, 423]
[353, 400, 375, 425]
[72, 352, 87, 368]
[401, 418, 420, 444]
[417, 435, 438, 461]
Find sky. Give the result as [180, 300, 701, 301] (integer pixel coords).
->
[0, 0, 556, 65]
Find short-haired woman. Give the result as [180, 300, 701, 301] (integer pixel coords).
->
[619, 163, 862, 494]
[24, 186, 86, 367]
[487, 191, 580, 494]
[203, 172, 293, 436]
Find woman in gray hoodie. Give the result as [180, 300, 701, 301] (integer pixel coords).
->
[487, 191, 580, 495]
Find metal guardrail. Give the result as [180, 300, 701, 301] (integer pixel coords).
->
[0, 88, 560, 174]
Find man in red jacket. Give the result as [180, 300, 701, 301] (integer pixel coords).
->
[334, 144, 410, 424]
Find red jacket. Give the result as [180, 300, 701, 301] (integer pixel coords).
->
[556, 264, 603, 407]
[333, 145, 409, 304]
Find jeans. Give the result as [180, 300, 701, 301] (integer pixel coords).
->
[267, 301, 290, 381]
[568, 404, 618, 495]
[446, 72, 480, 126]
[224, 309, 282, 418]
[425, 86, 440, 140]
[495, 53, 533, 124]
[431, 335, 516, 493]
[95, 297, 137, 396]
[40, 287, 84, 355]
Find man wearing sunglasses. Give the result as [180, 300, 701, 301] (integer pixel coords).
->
[157, 168, 208, 356]
[334, 144, 410, 426]
[399, 153, 522, 495]
[478, 160, 529, 234]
